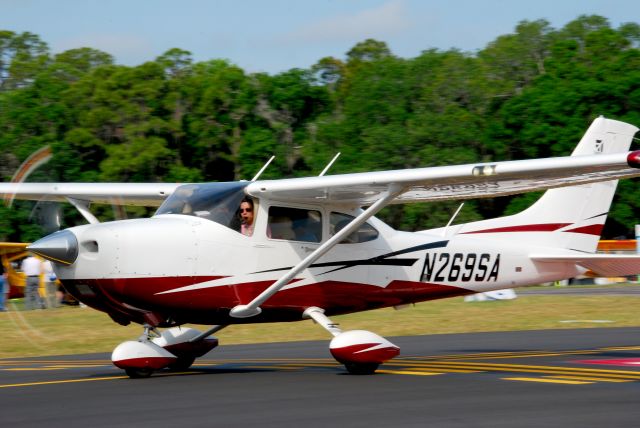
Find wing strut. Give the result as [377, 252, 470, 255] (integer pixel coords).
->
[229, 183, 406, 318]
[66, 197, 99, 224]
[442, 202, 464, 237]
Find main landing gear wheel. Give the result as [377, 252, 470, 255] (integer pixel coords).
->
[125, 368, 154, 379]
[167, 356, 196, 371]
[303, 307, 400, 376]
[344, 362, 379, 375]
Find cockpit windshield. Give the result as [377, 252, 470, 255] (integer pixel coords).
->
[155, 182, 249, 231]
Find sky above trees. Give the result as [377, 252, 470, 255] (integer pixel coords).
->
[3, 0, 640, 73]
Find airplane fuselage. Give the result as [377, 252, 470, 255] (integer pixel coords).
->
[55, 211, 583, 327]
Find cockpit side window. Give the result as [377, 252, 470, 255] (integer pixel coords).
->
[330, 212, 379, 243]
[267, 206, 322, 243]
[155, 182, 249, 232]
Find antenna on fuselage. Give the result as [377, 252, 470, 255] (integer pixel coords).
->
[319, 152, 341, 176]
[251, 156, 275, 181]
[442, 202, 464, 237]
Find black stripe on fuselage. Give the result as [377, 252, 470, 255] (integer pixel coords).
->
[252, 240, 449, 275]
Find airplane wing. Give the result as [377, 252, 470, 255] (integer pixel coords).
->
[248, 151, 640, 206]
[1, 152, 639, 209]
[531, 254, 640, 277]
[0, 183, 182, 207]
[251, 117, 640, 206]
[0, 243, 29, 299]
[1, 118, 638, 208]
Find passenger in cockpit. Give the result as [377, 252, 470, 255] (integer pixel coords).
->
[239, 198, 254, 236]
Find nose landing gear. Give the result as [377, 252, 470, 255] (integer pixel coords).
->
[111, 324, 222, 378]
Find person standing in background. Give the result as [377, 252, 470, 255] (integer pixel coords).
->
[0, 263, 7, 312]
[43, 260, 59, 308]
[21, 255, 44, 310]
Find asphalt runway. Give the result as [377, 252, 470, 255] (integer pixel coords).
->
[2, 327, 640, 428]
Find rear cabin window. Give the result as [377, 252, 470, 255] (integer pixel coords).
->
[330, 212, 379, 244]
[268, 206, 322, 243]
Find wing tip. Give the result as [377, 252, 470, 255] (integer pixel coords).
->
[627, 151, 640, 168]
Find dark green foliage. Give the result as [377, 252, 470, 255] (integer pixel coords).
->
[2, 15, 640, 241]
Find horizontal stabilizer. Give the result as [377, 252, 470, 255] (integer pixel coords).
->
[531, 254, 640, 277]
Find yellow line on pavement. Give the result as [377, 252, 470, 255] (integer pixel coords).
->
[0, 360, 110, 365]
[377, 369, 442, 376]
[243, 366, 299, 371]
[544, 375, 631, 383]
[0, 375, 129, 388]
[2, 364, 110, 371]
[396, 366, 482, 373]
[598, 346, 640, 351]
[402, 345, 640, 362]
[0, 370, 205, 389]
[453, 351, 601, 360]
[416, 362, 640, 378]
[45, 365, 110, 368]
[3, 367, 68, 371]
[277, 363, 340, 368]
[503, 377, 593, 385]
[402, 349, 601, 361]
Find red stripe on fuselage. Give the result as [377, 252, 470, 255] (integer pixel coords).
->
[462, 223, 571, 234]
[60, 276, 226, 326]
[61, 276, 473, 325]
[463, 223, 604, 236]
[561, 224, 604, 236]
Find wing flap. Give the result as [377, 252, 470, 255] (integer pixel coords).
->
[531, 254, 640, 277]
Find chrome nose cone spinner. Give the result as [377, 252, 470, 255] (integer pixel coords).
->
[27, 230, 79, 265]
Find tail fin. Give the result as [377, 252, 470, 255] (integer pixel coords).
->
[454, 117, 639, 252]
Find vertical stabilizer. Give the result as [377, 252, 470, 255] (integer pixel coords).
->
[451, 117, 639, 252]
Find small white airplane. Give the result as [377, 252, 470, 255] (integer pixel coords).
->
[2, 116, 640, 378]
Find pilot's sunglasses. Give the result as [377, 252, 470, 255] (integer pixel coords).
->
[240, 208, 253, 213]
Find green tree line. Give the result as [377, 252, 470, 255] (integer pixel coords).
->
[1, 15, 640, 241]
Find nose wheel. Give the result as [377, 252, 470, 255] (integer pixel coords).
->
[112, 324, 222, 378]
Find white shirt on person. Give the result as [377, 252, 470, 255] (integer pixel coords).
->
[21, 256, 42, 277]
